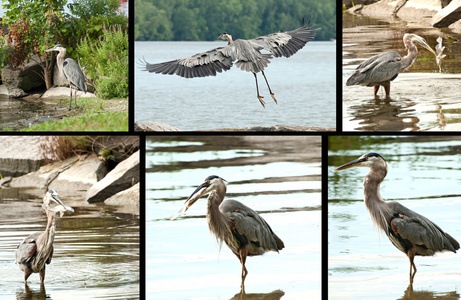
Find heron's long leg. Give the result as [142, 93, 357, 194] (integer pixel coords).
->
[373, 85, 380, 96]
[383, 81, 391, 96]
[39, 265, 46, 284]
[408, 248, 417, 279]
[253, 72, 266, 108]
[261, 70, 277, 104]
[24, 268, 33, 283]
[68, 85, 73, 110]
[238, 246, 249, 290]
[74, 86, 78, 108]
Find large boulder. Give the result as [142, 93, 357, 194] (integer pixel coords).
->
[105, 182, 139, 206]
[85, 150, 139, 203]
[432, 0, 461, 27]
[1, 55, 45, 96]
[134, 121, 180, 131]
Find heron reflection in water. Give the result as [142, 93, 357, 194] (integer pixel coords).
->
[346, 34, 437, 96]
[171, 175, 284, 292]
[16, 190, 74, 284]
[335, 153, 459, 281]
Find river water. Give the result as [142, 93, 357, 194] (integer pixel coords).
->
[0, 188, 139, 299]
[135, 41, 336, 130]
[328, 136, 461, 299]
[146, 136, 322, 299]
[343, 14, 461, 131]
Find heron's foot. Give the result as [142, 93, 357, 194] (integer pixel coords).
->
[257, 96, 266, 108]
[270, 93, 277, 104]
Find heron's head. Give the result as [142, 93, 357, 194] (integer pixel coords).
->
[42, 189, 74, 217]
[217, 32, 233, 43]
[335, 153, 387, 171]
[45, 44, 66, 53]
[170, 175, 228, 220]
[404, 34, 436, 56]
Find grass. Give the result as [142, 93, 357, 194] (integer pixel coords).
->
[20, 97, 129, 132]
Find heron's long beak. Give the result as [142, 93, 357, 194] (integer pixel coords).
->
[335, 157, 366, 171]
[217, 34, 225, 40]
[415, 37, 437, 56]
[170, 183, 209, 220]
[45, 47, 57, 53]
[45, 193, 74, 217]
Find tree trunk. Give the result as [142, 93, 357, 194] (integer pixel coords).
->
[44, 53, 55, 90]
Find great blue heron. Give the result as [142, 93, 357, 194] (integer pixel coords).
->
[142, 22, 319, 107]
[15, 189, 74, 284]
[171, 175, 284, 290]
[335, 153, 459, 280]
[46, 44, 87, 110]
[346, 34, 437, 96]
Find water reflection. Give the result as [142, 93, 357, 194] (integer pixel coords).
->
[146, 136, 321, 299]
[229, 289, 284, 300]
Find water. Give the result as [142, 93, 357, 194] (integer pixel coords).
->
[135, 41, 336, 131]
[146, 136, 322, 299]
[328, 136, 461, 300]
[0, 189, 139, 299]
[342, 14, 461, 131]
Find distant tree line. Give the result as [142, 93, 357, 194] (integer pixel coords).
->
[135, 0, 335, 41]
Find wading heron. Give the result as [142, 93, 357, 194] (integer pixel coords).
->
[46, 44, 87, 110]
[142, 22, 319, 107]
[335, 153, 459, 280]
[346, 34, 437, 96]
[15, 189, 74, 284]
[171, 175, 284, 291]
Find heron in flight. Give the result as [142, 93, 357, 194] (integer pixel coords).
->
[335, 153, 459, 280]
[346, 34, 437, 96]
[16, 190, 74, 284]
[142, 22, 319, 107]
[171, 175, 284, 290]
[46, 44, 87, 110]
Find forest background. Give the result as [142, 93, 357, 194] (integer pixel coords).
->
[135, 0, 336, 41]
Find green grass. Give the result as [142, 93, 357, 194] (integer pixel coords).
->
[20, 97, 128, 132]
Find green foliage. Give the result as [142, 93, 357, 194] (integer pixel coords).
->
[70, 0, 120, 19]
[135, 0, 336, 41]
[78, 25, 128, 99]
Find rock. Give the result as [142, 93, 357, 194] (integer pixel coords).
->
[1, 55, 45, 95]
[41, 86, 95, 99]
[85, 150, 139, 203]
[9, 154, 107, 198]
[91, 136, 140, 163]
[432, 0, 461, 27]
[211, 125, 336, 131]
[0, 176, 12, 187]
[0, 136, 51, 177]
[347, 4, 364, 13]
[134, 121, 180, 131]
[0, 85, 8, 96]
[105, 182, 139, 206]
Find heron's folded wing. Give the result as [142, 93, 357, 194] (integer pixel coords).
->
[142, 47, 233, 78]
[250, 21, 319, 58]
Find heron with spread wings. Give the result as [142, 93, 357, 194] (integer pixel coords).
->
[142, 21, 319, 107]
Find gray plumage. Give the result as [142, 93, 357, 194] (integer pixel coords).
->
[16, 190, 74, 284]
[335, 153, 459, 279]
[346, 34, 437, 96]
[142, 22, 319, 107]
[172, 175, 284, 290]
[46, 45, 87, 110]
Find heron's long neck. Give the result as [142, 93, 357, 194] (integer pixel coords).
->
[363, 166, 391, 231]
[34, 211, 57, 270]
[57, 50, 66, 71]
[401, 44, 418, 71]
[227, 36, 233, 45]
[206, 188, 232, 249]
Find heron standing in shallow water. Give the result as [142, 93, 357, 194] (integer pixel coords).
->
[346, 34, 437, 96]
[16, 190, 74, 284]
[171, 175, 284, 291]
[46, 44, 87, 110]
[142, 22, 319, 107]
[335, 153, 459, 281]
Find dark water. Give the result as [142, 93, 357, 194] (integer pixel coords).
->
[328, 136, 461, 299]
[135, 41, 336, 130]
[342, 14, 461, 131]
[146, 136, 322, 299]
[0, 189, 139, 299]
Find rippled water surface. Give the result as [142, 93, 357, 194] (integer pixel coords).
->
[329, 136, 461, 299]
[0, 189, 139, 299]
[135, 41, 336, 130]
[146, 136, 322, 299]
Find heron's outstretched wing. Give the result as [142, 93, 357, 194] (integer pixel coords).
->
[221, 200, 284, 254]
[250, 21, 319, 58]
[142, 47, 234, 78]
[63, 58, 87, 92]
[16, 232, 41, 264]
[388, 201, 459, 253]
[346, 51, 402, 86]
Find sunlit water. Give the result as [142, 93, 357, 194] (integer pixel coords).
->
[146, 136, 322, 299]
[342, 14, 461, 131]
[135, 41, 336, 131]
[0, 189, 139, 299]
[328, 136, 461, 300]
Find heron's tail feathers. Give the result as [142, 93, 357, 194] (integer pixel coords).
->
[235, 54, 272, 73]
[444, 232, 460, 252]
